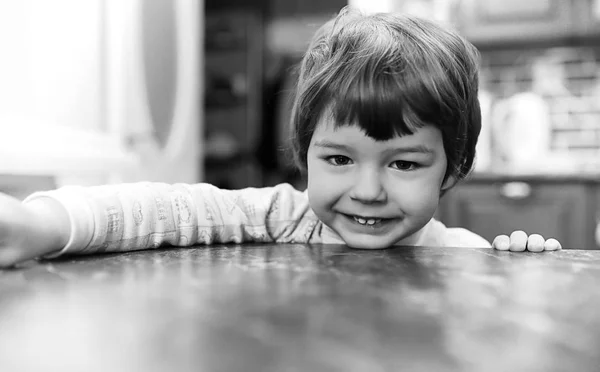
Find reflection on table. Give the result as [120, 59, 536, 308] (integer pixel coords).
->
[1, 244, 599, 372]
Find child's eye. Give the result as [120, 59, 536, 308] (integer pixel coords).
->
[390, 160, 419, 171]
[325, 155, 352, 166]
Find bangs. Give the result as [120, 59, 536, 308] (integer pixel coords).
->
[325, 62, 444, 140]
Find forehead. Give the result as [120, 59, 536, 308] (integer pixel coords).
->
[310, 118, 444, 154]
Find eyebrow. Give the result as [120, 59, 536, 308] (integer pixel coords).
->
[312, 140, 435, 155]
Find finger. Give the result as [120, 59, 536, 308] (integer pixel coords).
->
[509, 230, 528, 252]
[526, 234, 545, 252]
[544, 238, 562, 251]
[492, 235, 510, 251]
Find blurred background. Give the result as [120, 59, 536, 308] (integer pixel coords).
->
[0, 0, 599, 248]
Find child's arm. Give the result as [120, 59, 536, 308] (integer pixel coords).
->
[492, 231, 562, 252]
[12, 182, 315, 261]
[0, 182, 315, 267]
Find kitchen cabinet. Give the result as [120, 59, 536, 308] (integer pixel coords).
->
[457, 0, 575, 45]
[204, 10, 264, 189]
[438, 176, 600, 249]
[456, 0, 600, 46]
[270, 0, 346, 17]
[572, 0, 600, 37]
[596, 185, 600, 246]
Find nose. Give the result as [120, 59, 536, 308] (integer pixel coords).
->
[349, 169, 387, 204]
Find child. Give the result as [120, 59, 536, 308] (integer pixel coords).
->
[0, 8, 560, 268]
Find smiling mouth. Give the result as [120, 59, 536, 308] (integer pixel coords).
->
[342, 213, 389, 227]
[353, 216, 382, 226]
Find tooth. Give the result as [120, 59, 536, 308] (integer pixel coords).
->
[357, 218, 366, 224]
[366, 219, 375, 225]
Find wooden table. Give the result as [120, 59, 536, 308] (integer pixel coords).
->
[1, 244, 599, 372]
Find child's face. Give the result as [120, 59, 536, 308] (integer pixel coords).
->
[306, 117, 448, 249]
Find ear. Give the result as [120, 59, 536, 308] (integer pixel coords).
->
[441, 174, 458, 192]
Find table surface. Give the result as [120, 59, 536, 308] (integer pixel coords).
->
[1, 244, 600, 372]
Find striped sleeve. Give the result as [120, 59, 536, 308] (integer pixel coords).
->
[24, 182, 319, 256]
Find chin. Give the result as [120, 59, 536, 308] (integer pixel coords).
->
[343, 236, 398, 250]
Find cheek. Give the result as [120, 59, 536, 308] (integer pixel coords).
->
[306, 158, 324, 208]
[306, 157, 346, 214]
[392, 181, 441, 215]
[390, 166, 446, 216]
[307, 160, 330, 201]
[408, 157, 447, 212]
[306, 158, 320, 194]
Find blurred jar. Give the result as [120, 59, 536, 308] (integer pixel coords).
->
[491, 91, 551, 173]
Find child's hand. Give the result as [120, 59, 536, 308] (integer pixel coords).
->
[0, 193, 70, 268]
[492, 231, 562, 252]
